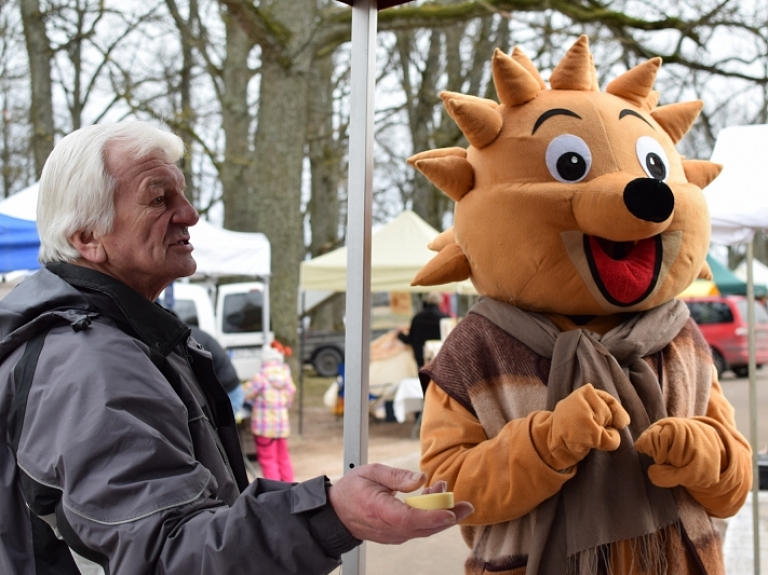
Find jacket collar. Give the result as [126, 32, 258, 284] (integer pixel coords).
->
[46, 262, 190, 356]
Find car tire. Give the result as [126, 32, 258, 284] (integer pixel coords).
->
[711, 348, 727, 378]
[733, 365, 750, 378]
[313, 347, 344, 378]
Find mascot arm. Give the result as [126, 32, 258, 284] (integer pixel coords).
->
[634, 375, 752, 518]
[420, 383, 574, 526]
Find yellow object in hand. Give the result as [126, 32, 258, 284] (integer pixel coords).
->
[404, 492, 455, 510]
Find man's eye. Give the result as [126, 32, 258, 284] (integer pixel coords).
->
[150, 196, 165, 205]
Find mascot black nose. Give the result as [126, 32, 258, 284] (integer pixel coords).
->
[623, 178, 675, 223]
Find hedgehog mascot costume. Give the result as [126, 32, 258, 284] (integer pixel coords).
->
[411, 36, 752, 575]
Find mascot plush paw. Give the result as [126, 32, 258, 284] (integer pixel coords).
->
[415, 35, 752, 575]
[531, 383, 630, 471]
[635, 417, 724, 489]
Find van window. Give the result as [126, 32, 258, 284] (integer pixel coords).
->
[686, 301, 733, 325]
[735, 300, 768, 323]
[173, 299, 200, 327]
[222, 291, 264, 333]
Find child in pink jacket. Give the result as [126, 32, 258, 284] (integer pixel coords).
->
[244, 343, 296, 482]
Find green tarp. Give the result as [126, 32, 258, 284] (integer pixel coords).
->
[706, 254, 768, 297]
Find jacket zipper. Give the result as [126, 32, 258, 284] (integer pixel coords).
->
[184, 344, 238, 488]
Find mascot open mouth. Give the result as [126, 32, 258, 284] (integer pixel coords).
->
[561, 230, 681, 312]
[583, 235, 663, 306]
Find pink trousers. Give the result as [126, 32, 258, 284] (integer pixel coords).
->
[254, 436, 295, 482]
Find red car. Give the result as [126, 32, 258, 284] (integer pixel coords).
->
[682, 295, 768, 377]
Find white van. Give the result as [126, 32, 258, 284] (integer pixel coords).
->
[161, 281, 272, 381]
[216, 281, 271, 380]
[165, 282, 217, 335]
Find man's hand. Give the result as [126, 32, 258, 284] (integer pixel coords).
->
[634, 417, 724, 489]
[328, 463, 474, 544]
[531, 383, 631, 471]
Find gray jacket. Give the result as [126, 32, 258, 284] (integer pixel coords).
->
[0, 264, 358, 575]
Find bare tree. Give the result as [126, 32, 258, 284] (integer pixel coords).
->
[0, 3, 34, 196]
[210, 0, 768, 357]
[305, 48, 348, 331]
[6, 0, 768, 356]
[19, 0, 54, 176]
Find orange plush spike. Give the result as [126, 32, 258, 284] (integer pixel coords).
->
[643, 90, 661, 111]
[698, 260, 713, 280]
[651, 101, 704, 143]
[439, 91, 498, 109]
[549, 35, 596, 92]
[442, 94, 503, 149]
[412, 156, 474, 202]
[429, 228, 455, 252]
[511, 46, 546, 90]
[683, 160, 723, 189]
[589, 53, 599, 91]
[407, 147, 466, 166]
[493, 48, 542, 108]
[605, 58, 662, 107]
[412, 243, 471, 286]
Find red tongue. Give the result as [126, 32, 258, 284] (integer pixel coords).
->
[588, 236, 658, 305]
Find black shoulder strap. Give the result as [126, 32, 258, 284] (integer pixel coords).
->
[9, 326, 52, 452]
[8, 324, 85, 575]
[8, 321, 157, 575]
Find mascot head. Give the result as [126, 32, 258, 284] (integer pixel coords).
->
[410, 35, 721, 316]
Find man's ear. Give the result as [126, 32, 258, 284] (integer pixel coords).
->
[68, 230, 107, 264]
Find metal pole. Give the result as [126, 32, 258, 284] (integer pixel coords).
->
[262, 275, 271, 342]
[341, 1, 377, 573]
[299, 291, 306, 436]
[746, 241, 761, 575]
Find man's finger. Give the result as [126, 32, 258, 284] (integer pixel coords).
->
[363, 463, 427, 493]
[421, 480, 447, 495]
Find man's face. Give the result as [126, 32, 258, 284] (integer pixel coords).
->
[89, 142, 199, 300]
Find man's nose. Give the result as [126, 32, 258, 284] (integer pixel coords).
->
[176, 197, 200, 226]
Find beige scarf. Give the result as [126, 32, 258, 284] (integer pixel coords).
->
[471, 297, 690, 575]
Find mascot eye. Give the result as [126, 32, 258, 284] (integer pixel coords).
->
[636, 136, 669, 181]
[545, 135, 592, 183]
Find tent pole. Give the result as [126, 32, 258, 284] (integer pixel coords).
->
[341, 1, 377, 573]
[746, 241, 761, 575]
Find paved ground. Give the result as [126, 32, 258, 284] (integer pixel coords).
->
[284, 368, 768, 575]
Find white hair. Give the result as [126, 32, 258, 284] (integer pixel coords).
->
[37, 121, 185, 263]
[425, 292, 442, 306]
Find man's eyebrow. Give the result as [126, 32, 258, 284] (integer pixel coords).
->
[619, 109, 655, 129]
[532, 108, 582, 135]
[147, 178, 167, 185]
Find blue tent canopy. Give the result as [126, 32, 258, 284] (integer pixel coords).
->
[0, 213, 40, 273]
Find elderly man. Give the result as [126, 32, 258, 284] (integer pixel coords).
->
[0, 121, 472, 575]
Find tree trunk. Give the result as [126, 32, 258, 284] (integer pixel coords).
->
[307, 53, 344, 259]
[306, 51, 346, 331]
[241, 0, 317, 365]
[177, 0, 198, 204]
[221, 9, 255, 229]
[397, 29, 447, 230]
[20, 0, 54, 176]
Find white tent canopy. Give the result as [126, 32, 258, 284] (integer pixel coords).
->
[188, 222, 270, 278]
[736, 258, 768, 286]
[705, 124, 768, 245]
[299, 209, 476, 294]
[0, 183, 270, 279]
